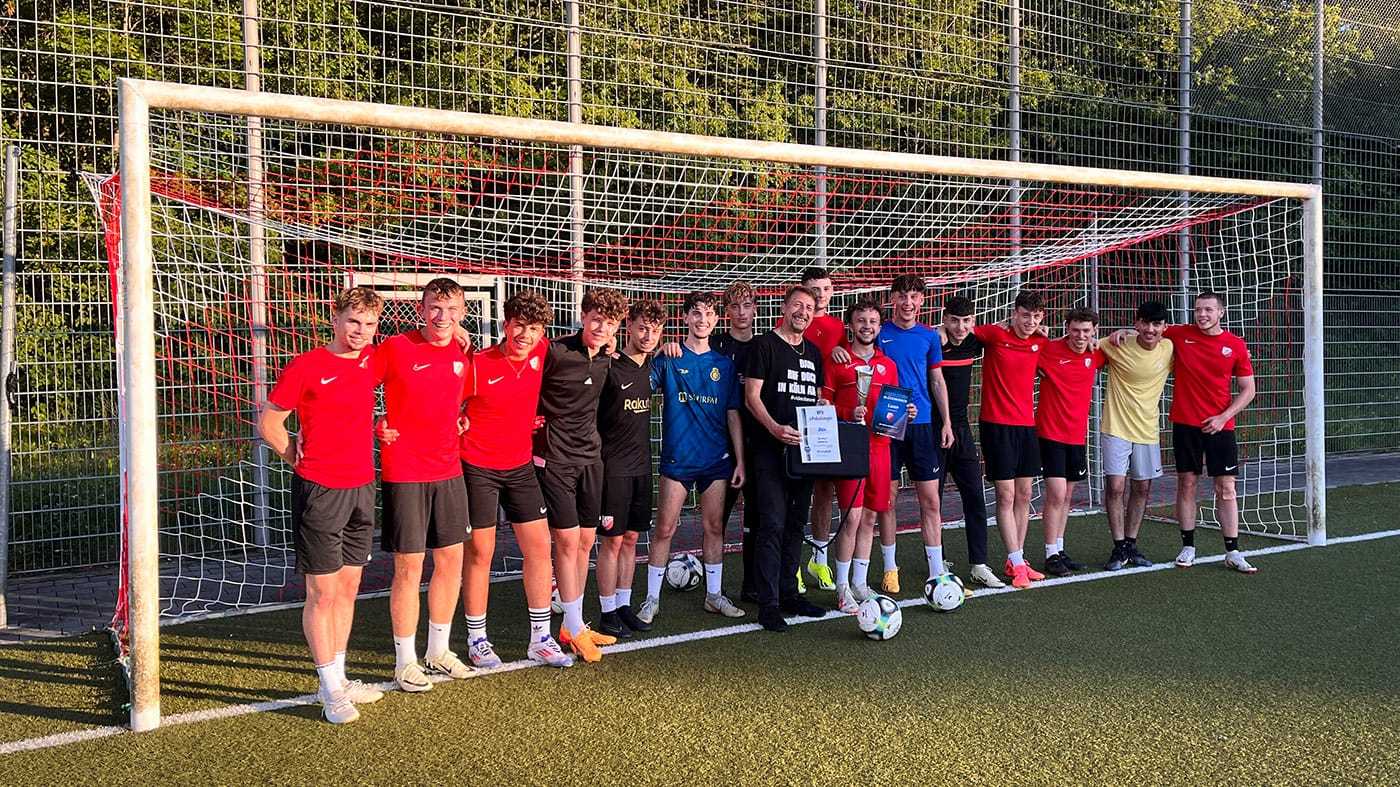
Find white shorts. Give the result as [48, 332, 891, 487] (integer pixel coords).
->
[1100, 433, 1162, 481]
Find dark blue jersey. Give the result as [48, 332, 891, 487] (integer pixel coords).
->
[651, 345, 740, 478]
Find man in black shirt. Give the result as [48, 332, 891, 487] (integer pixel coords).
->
[535, 287, 628, 662]
[745, 286, 828, 631]
[938, 296, 1006, 589]
[595, 299, 667, 638]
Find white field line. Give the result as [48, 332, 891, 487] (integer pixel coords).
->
[5, 528, 1397, 756]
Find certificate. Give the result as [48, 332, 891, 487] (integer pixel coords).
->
[870, 385, 912, 440]
[797, 405, 841, 464]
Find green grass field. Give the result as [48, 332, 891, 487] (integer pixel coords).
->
[1, 484, 1397, 784]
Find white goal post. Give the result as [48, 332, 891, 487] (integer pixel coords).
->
[116, 77, 1326, 732]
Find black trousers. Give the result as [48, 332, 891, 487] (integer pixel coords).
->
[750, 449, 814, 609]
[941, 421, 990, 565]
[722, 443, 760, 594]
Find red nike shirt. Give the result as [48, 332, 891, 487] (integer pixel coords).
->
[267, 345, 376, 488]
[375, 331, 472, 483]
[974, 323, 1043, 427]
[1164, 324, 1254, 429]
[1035, 338, 1105, 444]
[459, 341, 547, 470]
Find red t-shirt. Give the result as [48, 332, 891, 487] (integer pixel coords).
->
[1035, 338, 1105, 444]
[267, 345, 375, 488]
[374, 331, 472, 483]
[822, 347, 899, 445]
[973, 324, 1044, 427]
[804, 314, 846, 357]
[459, 340, 547, 471]
[1164, 324, 1254, 429]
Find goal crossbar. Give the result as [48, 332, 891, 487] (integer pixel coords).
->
[116, 78, 1327, 732]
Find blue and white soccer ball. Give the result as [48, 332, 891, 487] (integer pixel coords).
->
[924, 573, 966, 612]
[856, 594, 903, 640]
[665, 553, 703, 591]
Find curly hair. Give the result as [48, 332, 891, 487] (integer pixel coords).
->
[334, 286, 384, 316]
[844, 298, 884, 325]
[723, 281, 756, 307]
[682, 291, 718, 313]
[629, 299, 667, 325]
[581, 287, 630, 321]
[505, 289, 553, 326]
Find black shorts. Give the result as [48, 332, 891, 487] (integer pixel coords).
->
[890, 422, 943, 482]
[980, 421, 1041, 481]
[462, 461, 548, 529]
[537, 460, 604, 530]
[381, 477, 470, 553]
[600, 473, 653, 536]
[1173, 424, 1241, 477]
[1038, 438, 1088, 481]
[290, 476, 375, 575]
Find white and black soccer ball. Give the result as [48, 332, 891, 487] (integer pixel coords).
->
[665, 553, 703, 591]
[856, 594, 903, 640]
[924, 573, 966, 612]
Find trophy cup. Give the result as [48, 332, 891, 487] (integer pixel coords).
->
[854, 365, 873, 424]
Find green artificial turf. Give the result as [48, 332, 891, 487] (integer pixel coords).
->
[0, 483, 1396, 784]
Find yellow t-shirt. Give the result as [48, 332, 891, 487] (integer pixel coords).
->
[1099, 337, 1174, 444]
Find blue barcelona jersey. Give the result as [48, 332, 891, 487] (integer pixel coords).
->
[878, 321, 943, 426]
[651, 345, 740, 479]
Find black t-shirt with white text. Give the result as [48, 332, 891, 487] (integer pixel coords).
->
[745, 330, 824, 454]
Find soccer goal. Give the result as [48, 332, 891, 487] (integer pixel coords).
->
[107, 79, 1324, 731]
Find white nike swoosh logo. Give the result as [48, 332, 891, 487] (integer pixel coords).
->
[584, 378, 593, 385]
[488, 376, 505, 385]
[1184, 339, 1196, 344]
[679, 368, 690, 374]
[880, 338, 893, 344]
[320, 376, 338, 385]
[413, 363, 431, 371]
[1224, 465, 1237, 472]
[539, 507, 548, 515]
[620, 382, 634, 389]
[1059, 359, 1073, 364]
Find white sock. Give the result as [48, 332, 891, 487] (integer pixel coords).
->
[834, 560, 852, 587]
[599, 593, 617, 613]
[315, 662, 341, 700]
[465, 614, 487, 644]
[333, 650, 348, 688]
[527, 607, 552, 641]
[1056, 537, 1065, 554]
[646, 564, 666, 598]
[617, 588, 633, 607]
[852, 559, 870, 588]
[925, 545, 944, 579]
[704, 562, 722, 596]
[812, 539, 830, 566]
[425, 619, 451, 659]
[1046, 543, 1059, 560]
[1008, 549, 1025, 567]
[881, 543, 897, 572]
[562, 596, 585, 638]
[393, 635, 417, 670]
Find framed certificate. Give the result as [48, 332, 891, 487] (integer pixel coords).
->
[870, 384, 912, 440]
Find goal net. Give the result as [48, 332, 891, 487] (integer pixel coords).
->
[100, 81, 1323, 730]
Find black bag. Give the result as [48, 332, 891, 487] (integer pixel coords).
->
[785, 421, 871, 479]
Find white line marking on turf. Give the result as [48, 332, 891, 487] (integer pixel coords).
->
[7, 528, 1399, 755]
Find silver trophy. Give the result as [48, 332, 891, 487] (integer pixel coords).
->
[854, 365, 873, 424]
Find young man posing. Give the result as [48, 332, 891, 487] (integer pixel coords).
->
[974, 291, 1048, 589]
[1099, 301, 1175, 571]
[459, 291, 573, 669]
[1033, 307, 1104, 577]
[596, 300, 667, 638]
[639, 291, 746, 624]
[795, 266, 846, 591]
[712, 281, 762, 601]
[257, 287, 386, 723]
[374, 279, 474, 692]
[535, 288, 630, 662]
[1165, 291, 1258, 573]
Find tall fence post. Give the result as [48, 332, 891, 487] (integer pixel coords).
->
[1177, 0, 1193, 323]
[0, 145, 19, 628]
[244, 0, 271, 547]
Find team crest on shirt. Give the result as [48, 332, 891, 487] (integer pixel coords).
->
[1084, 357, 1092, 367]
[359, 357, 370, 369]
[710, 367, 721, 382]
[454, 361, 464, 376]
[529, 356, 540, 370]
[1031, 344, 1040, 352]
[1222, 347, 1232, 356]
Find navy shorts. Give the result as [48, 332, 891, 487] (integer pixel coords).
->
[890, 422, 943, 482]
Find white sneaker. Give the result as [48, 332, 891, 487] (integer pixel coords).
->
[342, 679, 383, 704]
[467, 637, 502, 669]
[704, 593, 746, 618]
[1174, 546, 1197, 568]
[636, 595, 660, 625]
[395, 662, 433, 693]
[835, 585, 859, 615]
[969, 563, 1006, 589]
[1224, 551, 1258, 574]
[321, 692, 360, 724]
[424, 649, 475, 679]
[527, 635, 574, 668]
[852, 584, 877, 602]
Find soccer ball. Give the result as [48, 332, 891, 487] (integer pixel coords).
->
[550, 576, 563, 615]
[665, 553, 703, 591]
[924, 573, 966, 612]
[856, 594, 903, 640]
